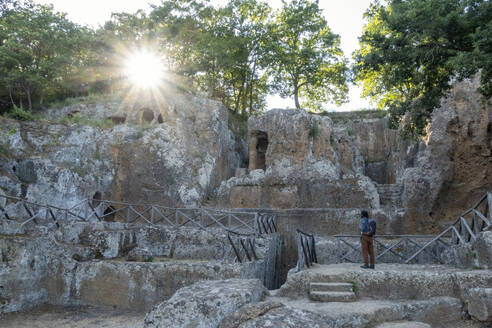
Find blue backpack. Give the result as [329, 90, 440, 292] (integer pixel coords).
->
[368, 219, 376, 236]
[360, 218, 376, 236]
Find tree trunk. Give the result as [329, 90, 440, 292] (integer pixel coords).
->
[294, 85, 300, 110]
[26, 86, 32, 110]
[39, 92, 45, 110]
[8, 87, 15, 107]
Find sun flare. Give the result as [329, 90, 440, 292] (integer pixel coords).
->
[124, 50, 164, 89]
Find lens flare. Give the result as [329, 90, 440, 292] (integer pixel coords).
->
[124, 50, 163, 89]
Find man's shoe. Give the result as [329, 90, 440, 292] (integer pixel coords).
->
[369, 265, 375, 269]
[360, 265, 370, 269]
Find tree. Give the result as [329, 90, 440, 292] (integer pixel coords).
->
[150, 0, 271, 114]
[268, 0, 349, 111]
[354, 0, 492, 138]
[0, 2, 89, 109]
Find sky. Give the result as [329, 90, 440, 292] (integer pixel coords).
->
[33, 0, 374, 111]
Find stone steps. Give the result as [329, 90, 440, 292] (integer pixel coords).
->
[308, 282, 356, 302]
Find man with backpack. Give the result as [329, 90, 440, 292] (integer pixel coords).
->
[359, 210, 376, 269]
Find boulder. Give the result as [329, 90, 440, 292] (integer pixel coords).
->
[143, 279, 266, 328]
[466, 288, 492, 322]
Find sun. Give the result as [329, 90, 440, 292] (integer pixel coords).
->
[124, 50, 164, 89]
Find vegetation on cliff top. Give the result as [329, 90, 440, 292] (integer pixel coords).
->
[354, 0, 492, 138]
[0, 0, 491, 138]
[0, 0, 348, 116]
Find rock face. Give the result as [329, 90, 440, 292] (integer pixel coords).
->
[218, 75, 492, 238]
[402, 76, 492, 233]
[0, 221, 280, 313]
[143, 279, 266, 328]
[0, 91, 243, 210]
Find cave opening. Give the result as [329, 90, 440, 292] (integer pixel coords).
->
[254, 131, 268, 170]
[141, 108, 154, 123]
[157, 114, 164, 124]
[92, 191, 102, 208]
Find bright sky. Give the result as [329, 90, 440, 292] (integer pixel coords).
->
[34, 0, 374, 111]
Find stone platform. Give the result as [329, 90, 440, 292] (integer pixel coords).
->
[277, 263, 492, 301]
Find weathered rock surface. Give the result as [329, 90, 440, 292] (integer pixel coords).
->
[143, 279, 266, 328]
[126, 247, 152, 262]
[466, 288, 492, 322]
[219, 296, 465, 328]
[474, 231, 492, 269]
[402, 76, 492, 233]
[0, 92, 244, 211]
[0, 221, 280, 313]
[374, 322, 431, 328]
[276, 263, 492, 302]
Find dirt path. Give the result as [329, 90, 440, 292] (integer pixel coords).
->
[0, 305, 144, 328]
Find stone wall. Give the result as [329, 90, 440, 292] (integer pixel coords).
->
[0, 221, 281, 313]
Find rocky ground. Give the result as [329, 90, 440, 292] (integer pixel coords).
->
[0, 305, 144, 328]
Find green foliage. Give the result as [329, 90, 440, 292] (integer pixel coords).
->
[330, 135, 336, 150]
[71, 165, 88, 177]
[144, 256, 154, 263]
[59, 113, 114, 129]
[0, 0, 354, 118]
[3, 105, 40, 121]
[228, 110, 249, 138]
[308, 123, 319, 139]
[0, 1, 93, 111]
[268, 0, 349, 111]
[354, 0, 492, 138]
[0, 126, 15, 157]
[349, 281, 358, 293]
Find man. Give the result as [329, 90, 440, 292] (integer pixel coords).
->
[359, 210, 376, 269]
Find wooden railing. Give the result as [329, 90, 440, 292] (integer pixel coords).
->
[296, 229, 317, 271]
[334, 192, 492, 264]
[0, 195, 262, 235]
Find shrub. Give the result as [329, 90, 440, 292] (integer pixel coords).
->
[309, 123, 319, 139]
[3, 106, 40, 121]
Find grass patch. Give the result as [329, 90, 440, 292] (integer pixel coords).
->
[144, 255, 154, 263]
[48, 93, 115, 109]
[310, 109, 387, 123]
[59, 113, 115, 130]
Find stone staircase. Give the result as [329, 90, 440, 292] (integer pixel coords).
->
[308, 282, 356, 302]
[376, 183, 403, 207]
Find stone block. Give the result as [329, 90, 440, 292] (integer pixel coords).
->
[466, 288, 492, 322]
[144, 279, 266, 328]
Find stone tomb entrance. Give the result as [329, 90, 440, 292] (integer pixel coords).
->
[249, 130, 268, 171]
